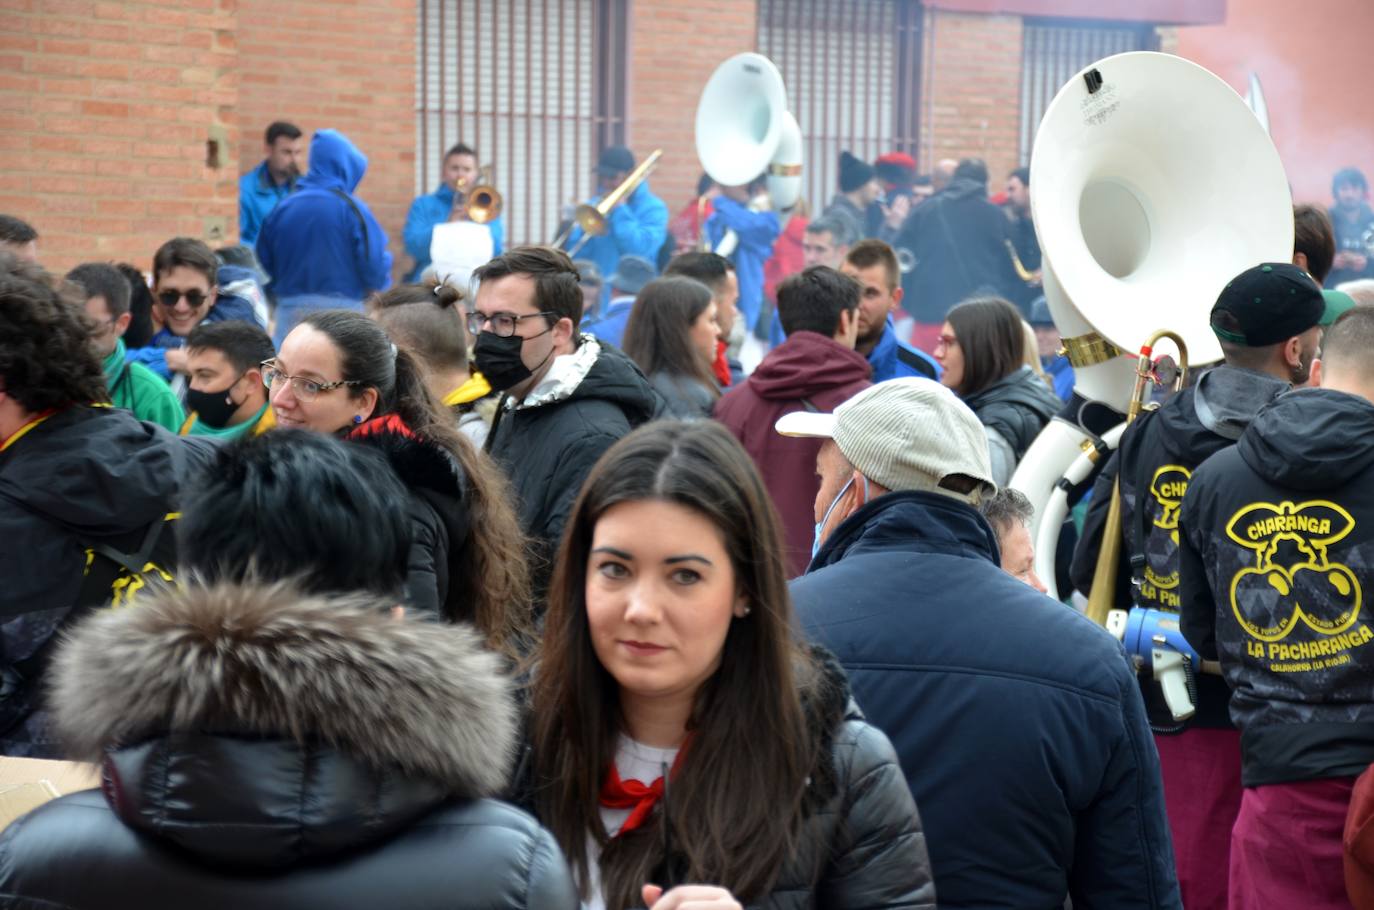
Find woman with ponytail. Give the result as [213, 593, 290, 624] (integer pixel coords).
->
[268, 309, 531, 654]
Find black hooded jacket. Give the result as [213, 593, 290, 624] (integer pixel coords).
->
[0, 582, 578, 909]
[962, 365, 1060, 485]
[895, 177, 1020, 323]
[0, 406, 217, 756]
[1180, 389, 1374, 786]
[485, 338, 661, 586]
[1071, 366, 1291, 729]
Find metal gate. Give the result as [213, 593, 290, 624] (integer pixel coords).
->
[757, 0, 923, 213]
[416, 0, 627, 247]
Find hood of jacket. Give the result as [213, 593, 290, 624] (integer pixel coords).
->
[49, 581, 517, 868]
[0, 406, 192, 541]
[811, 489, 1000, 571]
[512, 335, 662, 422]
[1238, 388, 1374, 490]
[748, 331, 873, 400]
[299, 129, 367, 194]
[936, 177, 991, 204]
[1184, 364, 1291, 445]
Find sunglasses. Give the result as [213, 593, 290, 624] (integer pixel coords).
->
[156, 289, 211, 310]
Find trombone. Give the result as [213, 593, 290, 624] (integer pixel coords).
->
[554, 149, 663, 255]
[1084, 330, 1189, 626]
[451, 166, 502, 225]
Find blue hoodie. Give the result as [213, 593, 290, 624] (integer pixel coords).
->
[125, 266, 267, 379]
[402, 183, 504, 282]
[705, 196, 780, 338]
[562, 181, 668, 306]
[255, 129, 392, 301]
[237, 160, 295, 247]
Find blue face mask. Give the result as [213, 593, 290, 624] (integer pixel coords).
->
[812, 476, 868, 560]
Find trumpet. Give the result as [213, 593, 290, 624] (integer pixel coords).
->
[450, 166, 502, 225]
[555, 149, 663, 255]
[1084, 329, 1189, 626]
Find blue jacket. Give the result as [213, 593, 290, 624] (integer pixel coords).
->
[705, 197, 780, 335]
[256, 129, 392, 302]
[125, 269, 266, 379]
[237, 161, 295, 247]
[868, 318, 940, 383]
[1044, 353, 1075, 403]
[563, 181, 668, 305]
[581, 296, 635, 350]
[402, 183, 505, 282]
[791, 491, 1180, 910]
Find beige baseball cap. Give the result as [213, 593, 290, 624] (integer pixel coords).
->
[775, 378, 995, 504]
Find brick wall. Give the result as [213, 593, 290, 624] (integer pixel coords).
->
[0, 0, 239, 274]
[235, 0, 417, 276]
[627, 0, 759, 219]
[919, 9, 1024, 184]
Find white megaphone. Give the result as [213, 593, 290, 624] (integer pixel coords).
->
[1010, 51, 1294, 600]
[695, 53, 801, 256]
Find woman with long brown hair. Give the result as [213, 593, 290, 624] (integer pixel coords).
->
[935, 295, 1061, 486]
[268, 309, 530, 654]
[526, 420, 934, 910]
[621, 276, 721, 419]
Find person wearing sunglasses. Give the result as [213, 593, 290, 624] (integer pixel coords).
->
[123, 237, 265, 390]
[267, 309, 532, 657]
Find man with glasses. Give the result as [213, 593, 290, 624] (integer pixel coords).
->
[66, 262, 184, 432]
[470, 246, 661, 598]
[125, 237, 264, 395]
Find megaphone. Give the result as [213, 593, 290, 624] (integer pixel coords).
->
[1009, 52, 1294, 602]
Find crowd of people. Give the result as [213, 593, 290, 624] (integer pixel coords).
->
[5, 122, 1374, 909]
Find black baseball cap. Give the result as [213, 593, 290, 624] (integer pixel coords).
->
[596, 146, 636, 178]
[1210, 263, 1325, 347]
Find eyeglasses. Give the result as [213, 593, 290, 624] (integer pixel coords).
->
[260, 360, 360, 402]
[156, 289, 211, 310]
[935, 333, 959, 351]
[466, 310, 558, 338]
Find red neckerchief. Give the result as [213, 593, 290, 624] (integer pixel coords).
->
[712, 339, 731, 388]
[599, 743, 688, 837]
[346, 412, 415, 440]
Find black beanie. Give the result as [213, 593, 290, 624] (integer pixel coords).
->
[839, 151, 876, 193]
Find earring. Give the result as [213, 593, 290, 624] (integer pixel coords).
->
[352, 414, 363, 424]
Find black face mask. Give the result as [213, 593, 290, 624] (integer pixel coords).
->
[473, 330, 559, 393]
[186, 374, 244, 429]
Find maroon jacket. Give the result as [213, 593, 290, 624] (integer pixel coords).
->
[714, 331, 872, 577]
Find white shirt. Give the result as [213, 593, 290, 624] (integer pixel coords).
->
[584, 736, 681, 910]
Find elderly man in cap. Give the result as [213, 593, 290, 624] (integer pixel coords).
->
[785, 379, 1180, 910]
[561, 145, 668, 310]
[1069, 262, 1325, 910]
[582, 254, 654, 350]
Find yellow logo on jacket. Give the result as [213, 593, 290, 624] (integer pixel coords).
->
[1224, 500, 1365, 669]
[1143, 464, 1190, 591]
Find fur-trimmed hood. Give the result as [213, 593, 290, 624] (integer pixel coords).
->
[49, 581, 518, 867]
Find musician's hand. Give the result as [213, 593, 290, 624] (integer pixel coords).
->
[882, 194, 911, 229]
[643, 884, 742, 910]
[1352, 253, 1368, 272]
[448, 207, 470, 223]
[1335, 250, 1355, 270]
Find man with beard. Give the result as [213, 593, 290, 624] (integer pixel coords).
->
[1071, 262, 1324, 910]
[238, 121, 302, 246]
[1327, 167, 1374, 287]
[840, 239, 938, 382]
[1179, 305, 1374, 909]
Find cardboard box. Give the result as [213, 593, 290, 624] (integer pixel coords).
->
[0, 757, 101, 830]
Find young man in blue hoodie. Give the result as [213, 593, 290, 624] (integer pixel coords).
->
[256, 129, 393, 346]
[841, 239, 939, 382]
[560, 146, 667, 308]
[402, 142, 505, 282]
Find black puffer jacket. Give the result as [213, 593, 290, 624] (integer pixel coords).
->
[519, 652, 937, 909]
[0, 582, 578, 909]
[963, 365, 1060, 485]
[485, 337, 661, 586]
[346, 412, 470, 621]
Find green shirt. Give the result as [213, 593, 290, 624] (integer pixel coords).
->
[181, 402, 272, 440]
[103, 339, 184, 433]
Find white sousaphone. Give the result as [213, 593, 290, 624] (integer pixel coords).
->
[1009, 52, 1294, 600]
[695, 53, 803, 257]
